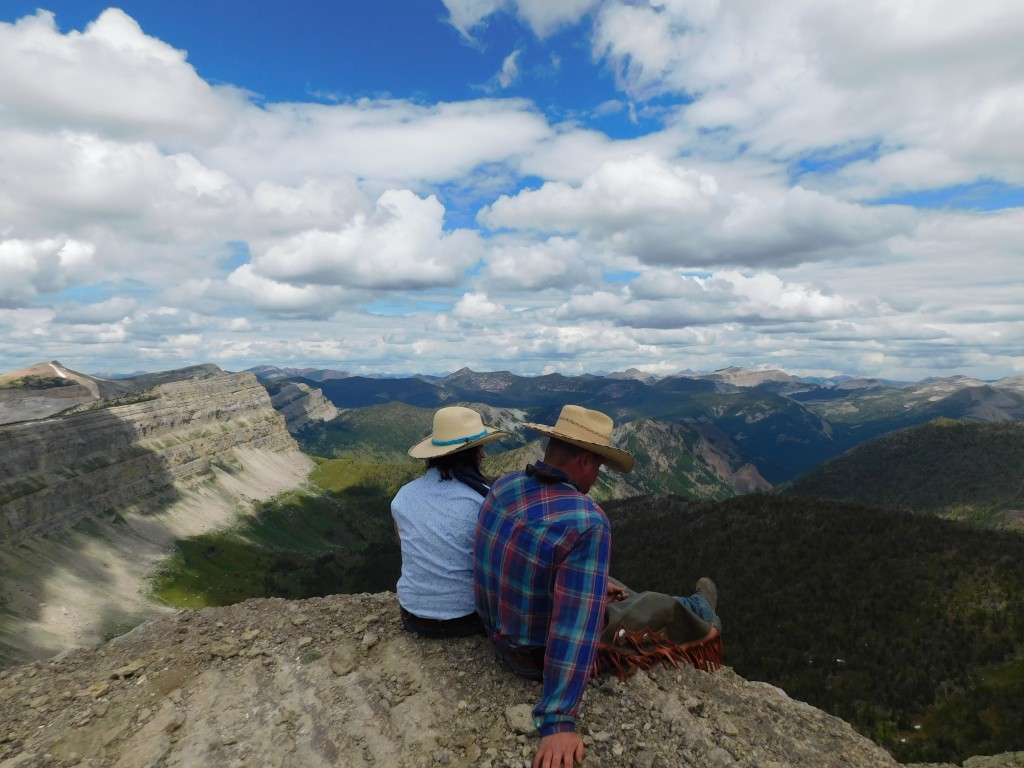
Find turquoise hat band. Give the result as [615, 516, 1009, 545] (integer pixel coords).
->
[432, 429, 488, 446]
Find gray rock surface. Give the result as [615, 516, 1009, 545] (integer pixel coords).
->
[906, 755, 1024, 768]
[0, 372, 296, 543]
[268, 380, 339, 433]
[0, 381, 95, 425]
[0, 591, 904, 768]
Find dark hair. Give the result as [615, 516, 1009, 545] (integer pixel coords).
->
[426, 446, 482, 481]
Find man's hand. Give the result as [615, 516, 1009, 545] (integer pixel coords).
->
[533, 732, 585, 768]
[606, 582, 628, 602]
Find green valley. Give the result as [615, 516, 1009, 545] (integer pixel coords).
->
[150, 458, 414, 607]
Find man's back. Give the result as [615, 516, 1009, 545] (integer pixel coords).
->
[474, 462, 611, 735]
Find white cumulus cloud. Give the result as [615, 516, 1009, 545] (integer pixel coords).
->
[483, 153, 909, 267]
[0, 9, 242, 140]
[0, 237, 96, 303]
[451, 292, 511, 322]
[251, 191, 482, 290]
[441, 0, 598, 38]
[482, 237, 592, 290]
[591, 0, 1024, 196]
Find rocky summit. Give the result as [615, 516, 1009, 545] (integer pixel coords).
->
[0, 591, 900, 768]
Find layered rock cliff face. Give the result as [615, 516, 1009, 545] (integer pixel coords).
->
[0, 591, 904, 768]
[0, 372, 295, 543]
[0, 372, 313, 666]
[267, 380, 339, 434]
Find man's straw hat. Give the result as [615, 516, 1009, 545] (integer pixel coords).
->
[523, 404, 634, 473]
[409, 406, 511, 459]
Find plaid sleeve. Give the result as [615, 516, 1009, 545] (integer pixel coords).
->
[532, 520, 610, 736]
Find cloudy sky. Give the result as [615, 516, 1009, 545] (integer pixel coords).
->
[1, 1, 1022, 380]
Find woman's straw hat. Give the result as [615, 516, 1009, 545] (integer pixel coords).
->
[409, 406, 511, 459]
[523, 404, 634, 473]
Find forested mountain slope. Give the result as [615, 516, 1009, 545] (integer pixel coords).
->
[781, 418, 1024, 529]
[606, 494, 1024, 763]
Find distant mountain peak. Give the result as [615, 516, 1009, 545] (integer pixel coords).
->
[606, 368, 660, 383]
[707, 367, 798, 386]
[2, 360, 98, 386]
[440, 368, 518, 391]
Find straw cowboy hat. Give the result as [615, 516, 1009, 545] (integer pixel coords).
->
[409, 406, 511, 459]
[523, 404, 634, 473]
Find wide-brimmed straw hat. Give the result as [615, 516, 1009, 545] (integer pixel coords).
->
[409, 406, 511, 459]
[523, 405, 634, 473]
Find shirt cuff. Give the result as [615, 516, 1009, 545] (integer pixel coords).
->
[536, 717, 576, 738]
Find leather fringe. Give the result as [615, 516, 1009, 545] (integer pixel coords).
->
[597, 626, 724, 680]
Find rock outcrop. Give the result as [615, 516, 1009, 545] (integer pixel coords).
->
[0, 591, 902, 768]
[0, 371, 314, 667]
[907, 756, 1024, 768]
[0, 372, 296, 543]
[268, 381, 339, 434]
[608, 419, 771, 499]
[0, 362, 105, 425]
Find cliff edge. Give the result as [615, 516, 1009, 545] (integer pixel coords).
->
[0, 370, 313, 667]
[0, 591, 900, 768]
[1, 371, 299, 543]
[268, 380, 339, 434]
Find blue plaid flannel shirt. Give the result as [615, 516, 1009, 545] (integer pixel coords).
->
[474, 461, 610, 736]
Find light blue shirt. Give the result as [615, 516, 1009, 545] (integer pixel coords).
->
[391, 467, 484, 619]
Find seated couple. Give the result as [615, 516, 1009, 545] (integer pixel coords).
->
[391, 404, 723, 768]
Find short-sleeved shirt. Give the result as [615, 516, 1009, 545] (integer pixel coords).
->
[474, 462, 611, 736]
[391, 467, 484, 619]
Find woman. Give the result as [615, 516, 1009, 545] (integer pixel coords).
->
[391, 406, 510, 637]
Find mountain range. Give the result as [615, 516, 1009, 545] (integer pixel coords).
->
[5, 359, 1022, 520]
[253, 363, 1024, 489]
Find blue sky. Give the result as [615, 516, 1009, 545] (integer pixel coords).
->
[1, 1, 1023, 381]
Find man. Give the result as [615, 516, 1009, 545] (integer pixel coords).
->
[474, 405, 634, 768]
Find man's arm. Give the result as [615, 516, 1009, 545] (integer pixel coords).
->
[532, 520, 610, 737]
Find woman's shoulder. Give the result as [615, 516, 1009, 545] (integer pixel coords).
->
[393, 468, 437, 501]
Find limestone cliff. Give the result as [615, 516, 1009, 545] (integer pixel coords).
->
[0, 371, 314, 667]
[0, 372, 296, 543]
[267, 380, 339, 434]
[0, 591, 903, 768]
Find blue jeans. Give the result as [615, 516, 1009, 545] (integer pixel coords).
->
[674, 594, 715, 625]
